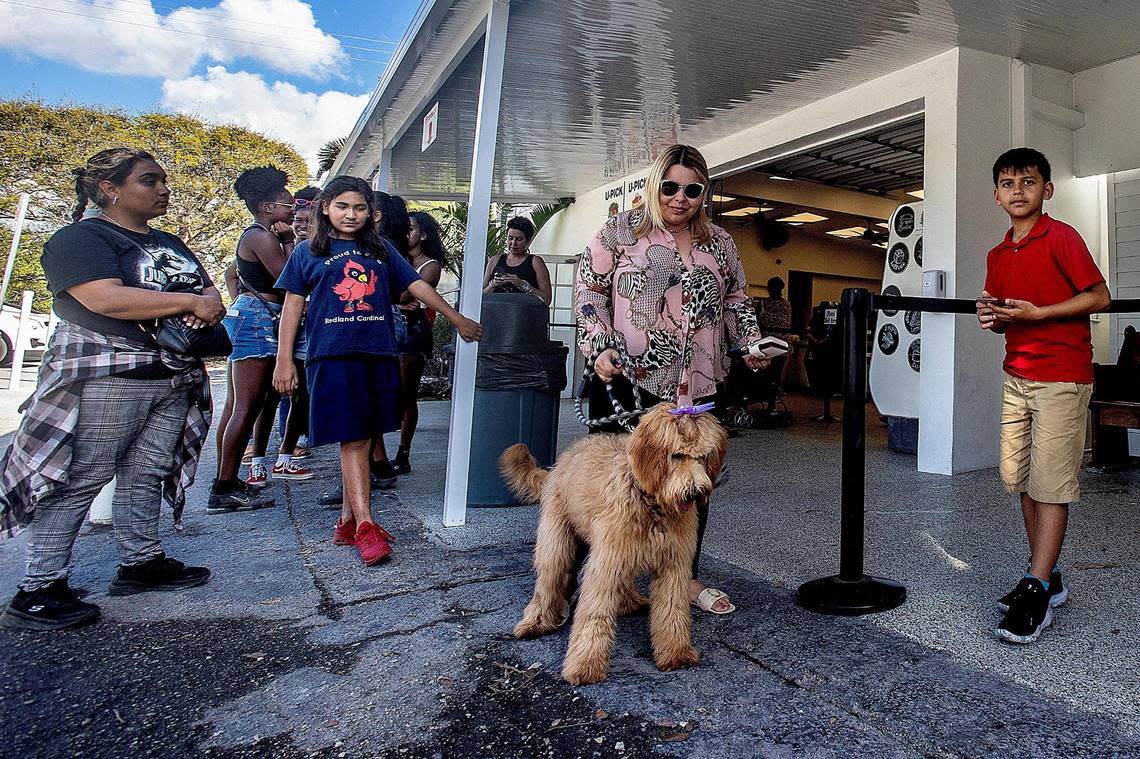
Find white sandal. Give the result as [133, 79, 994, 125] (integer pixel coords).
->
[691, 587, 736, 615]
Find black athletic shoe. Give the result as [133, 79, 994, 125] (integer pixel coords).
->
[206, 483, 275, 513]
[0, 579, 100, 631]
[319, 485, 344, 507]
[391, 449, 412, 476]
[107, 555, 211, 596]
[997, 570, 1067, 613]
[995, 577, 1054, 644]
[371, 459, 400, 481]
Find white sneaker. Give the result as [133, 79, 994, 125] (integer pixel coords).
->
[245, 461, 269, 489]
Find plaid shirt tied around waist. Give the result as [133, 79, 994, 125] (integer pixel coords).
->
[0, 321, 211, 539]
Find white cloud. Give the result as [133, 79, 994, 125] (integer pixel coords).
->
[161, 66, 368, 174]
[0, 0, 346, 78]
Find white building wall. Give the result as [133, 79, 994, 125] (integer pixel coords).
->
[1075, 54, 1140, 177]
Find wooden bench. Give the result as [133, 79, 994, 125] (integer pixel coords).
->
[1090, 326, 1140, 468]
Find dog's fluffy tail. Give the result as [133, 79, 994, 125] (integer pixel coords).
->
[499, 444, 547, 503]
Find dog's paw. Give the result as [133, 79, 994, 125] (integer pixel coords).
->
[655, 645, 700, 672]
[562, 658, 608, 686]
[513, 618, 555, 640]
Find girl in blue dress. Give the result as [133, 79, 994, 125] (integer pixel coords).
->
[273, 176, 481, 565]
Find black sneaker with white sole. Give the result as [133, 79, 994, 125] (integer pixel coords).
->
[997, 570, 1067, 613]
[107, 555, 211, 596]
[206, 483, 275, 513]
[995, 576, 1054, 644]
[318, 475, 394, 508]
[0, 578, 100, 631]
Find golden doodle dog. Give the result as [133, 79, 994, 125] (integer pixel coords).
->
[500, 402, 728, 685]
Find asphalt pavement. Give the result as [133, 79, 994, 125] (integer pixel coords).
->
[1, 381, 1138, 758]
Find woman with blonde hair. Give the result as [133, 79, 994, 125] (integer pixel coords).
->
[575, 143, 767, 615]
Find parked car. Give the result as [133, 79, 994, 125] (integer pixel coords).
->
[0, 303, 50, 367]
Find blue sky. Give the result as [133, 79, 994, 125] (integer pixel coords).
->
[0, 0, 422, 171]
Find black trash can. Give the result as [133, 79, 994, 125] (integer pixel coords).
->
[467, 293, 568, 507]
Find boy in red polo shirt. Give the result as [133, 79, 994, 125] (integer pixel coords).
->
[977, 147, 1110, 644]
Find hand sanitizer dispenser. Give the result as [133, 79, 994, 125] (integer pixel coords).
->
[922, 270, 945, 298]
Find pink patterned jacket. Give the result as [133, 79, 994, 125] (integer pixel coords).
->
[575, 210, 760, 403]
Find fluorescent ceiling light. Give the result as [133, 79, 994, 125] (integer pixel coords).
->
[786, 222, 804, 226]
[722, 206, 761, 217]
[874, 241, 888, 249]
[876, 222, 889, 229]
[907, 188, 925, 199]
[778, 212, 828, 223]
[712, 194, 736, 203]
[769, 175, 794, 181]
[827, 226, 867, 238]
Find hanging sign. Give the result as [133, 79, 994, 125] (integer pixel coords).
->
[421, 102, 439, 152]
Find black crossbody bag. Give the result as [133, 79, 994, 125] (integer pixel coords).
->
[96, 222, 232, 358]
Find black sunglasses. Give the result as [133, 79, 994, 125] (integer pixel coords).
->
[660, 181, 705, 199]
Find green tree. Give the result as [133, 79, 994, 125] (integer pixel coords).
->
[316, 136, 347, 179]
[428, 198, 573, 278]
[0, 100, 310, 309]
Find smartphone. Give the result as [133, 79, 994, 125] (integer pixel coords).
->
[975, 297, 1005, 306]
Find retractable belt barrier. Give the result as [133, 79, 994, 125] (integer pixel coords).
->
[796, 288, 1140, 616]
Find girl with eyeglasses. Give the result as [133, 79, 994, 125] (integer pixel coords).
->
[574, 144, 768, 616]
[210, 167, 313, 514]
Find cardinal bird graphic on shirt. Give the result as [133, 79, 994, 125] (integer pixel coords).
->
[332, 259, 376, 313]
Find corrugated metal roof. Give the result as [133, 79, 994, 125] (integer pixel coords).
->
[759, 118, 925, 194]
[336, 0, 1140, 199]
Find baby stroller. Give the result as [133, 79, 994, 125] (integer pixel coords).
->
[720, 347, 793, 429]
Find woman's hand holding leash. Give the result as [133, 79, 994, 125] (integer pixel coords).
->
[594, 348, 624, 382]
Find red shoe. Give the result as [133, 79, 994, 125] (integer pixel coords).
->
[354, 521, 392, 565]
[333, 518, 357, 545]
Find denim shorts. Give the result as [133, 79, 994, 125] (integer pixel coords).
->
[223, 294, 280, 361]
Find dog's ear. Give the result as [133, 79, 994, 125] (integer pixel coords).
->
[628, 410, 669, 495]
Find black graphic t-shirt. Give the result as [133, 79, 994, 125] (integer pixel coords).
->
[42, 218, 214, 347]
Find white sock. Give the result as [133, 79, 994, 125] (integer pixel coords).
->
[251, 456, 265, 467]
[276, 454, 292, 467]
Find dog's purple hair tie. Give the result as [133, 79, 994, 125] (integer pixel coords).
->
[668, 402, 716, 416]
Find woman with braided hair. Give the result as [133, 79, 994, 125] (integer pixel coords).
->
[210, 166, 313, 513]
[0, 147, 221, 631]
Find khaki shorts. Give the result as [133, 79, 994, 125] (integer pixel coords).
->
[999, 374, 1092, 504]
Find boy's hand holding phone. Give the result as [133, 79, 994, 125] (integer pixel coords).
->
[976, 290, 1005, 331]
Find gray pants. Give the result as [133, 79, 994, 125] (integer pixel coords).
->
[21, 376, 193, 591]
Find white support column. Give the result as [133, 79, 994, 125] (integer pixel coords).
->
[442, 0, 510, 527]
[7, 290, 33, 391]
[918, 48, 1012, 474]
[1, 193, 29, 306]
[372, 148, 393, 192]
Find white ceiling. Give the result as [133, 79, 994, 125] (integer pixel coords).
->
[338, 0, 1140, 200]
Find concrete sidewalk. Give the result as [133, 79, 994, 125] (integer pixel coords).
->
[1, 384, 1138, 758]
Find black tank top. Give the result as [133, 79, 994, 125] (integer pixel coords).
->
[492, 254, 539, 292]
[235, 226, 280, 294]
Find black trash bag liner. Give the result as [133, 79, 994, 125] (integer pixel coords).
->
[475, 346, 568, 391]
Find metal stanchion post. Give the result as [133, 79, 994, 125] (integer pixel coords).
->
[796, 288, 906, 615]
